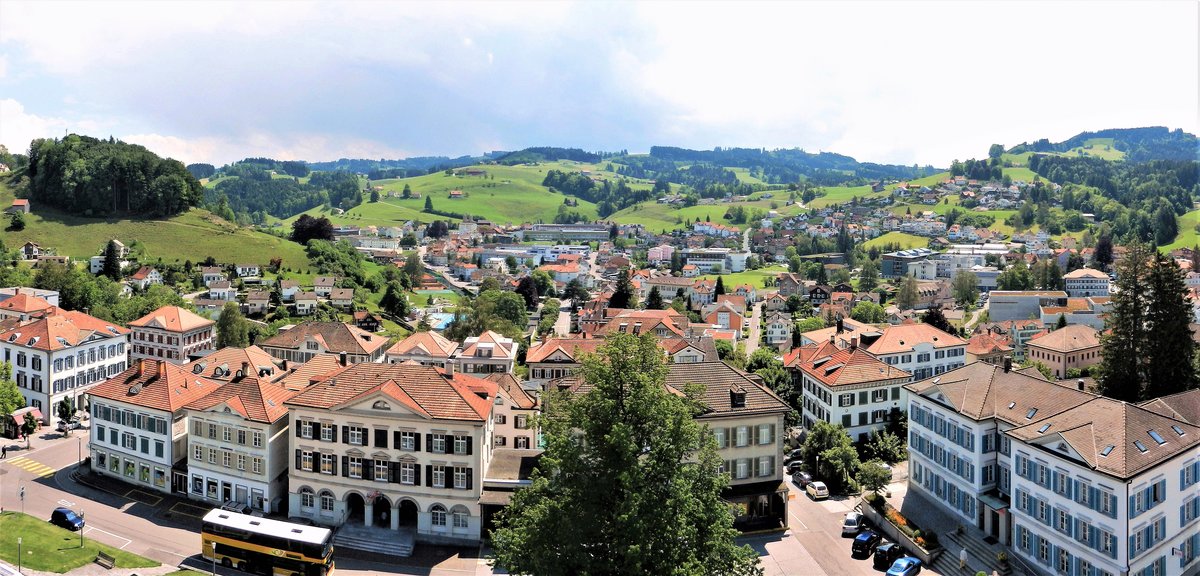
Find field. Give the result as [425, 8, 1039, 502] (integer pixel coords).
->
[1002, 166, 1040, 183]
[807, 172, 951, 209]
[1161, 209, 1200, 251]
[699, 265, 786, 290]
[862, 231, 928, 250]
[1001, 138, 1124, 166]
[0, 179, 312, 269]
[0, 512, 160, 573]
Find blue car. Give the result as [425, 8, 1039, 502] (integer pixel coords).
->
[50, 507, 85, 531]
[886, 557, 922, 576]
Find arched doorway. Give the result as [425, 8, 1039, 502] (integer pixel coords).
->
[397, 499, 418, 526]
[345, 492, 365, 523]
[372, 494, 391, 527]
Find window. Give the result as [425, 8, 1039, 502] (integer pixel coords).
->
[375, 460, 388, 481]
[494, 414, 506, 425]
[400, 463, 415, 485]
[193, 445, 203, 461]
[320, 424, 334, 442]
[757, 456, 772, 477]
[208, 423, 217, 439]
[222, 451, 231, 468]
[454, 467, 468, 489]
[735, 459, 749, 480]
[431, 505, 447, 527]
[319, 491, 334, 512]
[757, 424, 773, 445]
[872, 389, 888, 402]
[431, 434, 447, 454]
[399, 432, 417, 451]
[252, 458, 262, 474]
[348, 426, 364, 446]
[515, 437, 530, 449]
[237, 454, 246, 471]
[222, 426, 232, 442]
[1057, 549, 1069, 574]
[433, 465, 446, 488]
[452, 510, 469, 529]
[714, 428, 727, 448]
[208, 447, 218, 464]
[300, 488, 315, 509]
[454, 436, 468, 455]
[839, 393, 855, 407]
[736, 426, 749, 447]
[252, 432, 262, 448]
[495, 436, 507, 447]
[1038, 536, 1049, 563]
[515, 415, 528, 429]
[348, 457, 362, 479]
[300, 420, 313, 439]
[301, 451, 313, 471]
[237, 430, 246, 445]
[320, 453, 334, 475]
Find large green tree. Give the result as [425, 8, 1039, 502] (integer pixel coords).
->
[102, 240, 124, 280]
[857, 260, 879, 292]
[894, 276, 919, 310]
[645, 286, 665, 310]
[609, 268, 637, 309]
[951, 271, 978, 307]
[1143, 251, 1197, 398]
[0, 362, 25, 418]
[1096, 243, 1158, 401]
[850, 301, 885, 323]
[491, 334, 761, 576]
[216, 302, 251, 348]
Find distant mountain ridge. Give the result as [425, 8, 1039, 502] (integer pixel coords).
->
[1010, 126, 1197, 163]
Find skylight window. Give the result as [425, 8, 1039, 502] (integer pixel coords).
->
[1147, 430, 1166, 445]
[1038, 424, 1051, 433]
[1025, 408, 1038, 420]
[1172, 425, 1186, 436]
[1100, 445, 1115, 456]
[1133, 440, 1147, 453]
[1008, 402, 1016, 409]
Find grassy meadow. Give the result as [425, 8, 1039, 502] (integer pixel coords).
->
[862, 231, 929, 250]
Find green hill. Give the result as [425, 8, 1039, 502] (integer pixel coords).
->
[0, 178, 311, 268]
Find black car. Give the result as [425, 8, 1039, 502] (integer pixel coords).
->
[786, 460, 805, 474]
[790, 470, 812, 487]
[852, 530, 882, 557]
[874, 542, 905, 569]
[50, 507, 85, 531]
[784, 448, 803, 463]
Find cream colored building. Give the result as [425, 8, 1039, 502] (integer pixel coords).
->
[1025, 324, 1102, 378]
[129, 306, 215, 364]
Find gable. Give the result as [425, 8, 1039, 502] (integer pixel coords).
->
[1030, 431, 1088, 464]
[339, 391, 429, 419]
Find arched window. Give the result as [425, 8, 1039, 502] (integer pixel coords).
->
[319, 490, 335, 512]
[451, 505, 470, 529]
[299, 487, 315, 509]
[430, 504, 447, 527]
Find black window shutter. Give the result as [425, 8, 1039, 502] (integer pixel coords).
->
[339, 455, 346, 477]
[466, 467, 473, 490]
[413, 464, 421, 486]
[425, 465, 432, 487]
[375, 430, 386, 448]
[363, 459, 373, 481]
[414, 433, 422, 452]
[425, 433, 432, 453]
[465, 436, 473, 455]
[393, 431, 402, 450]
[342, 426, 349, 445]
[295, 449, 301, 470]
[389, 461, 399, 483]
[295, 421, 303, 437]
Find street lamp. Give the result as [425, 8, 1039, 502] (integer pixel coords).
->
[17, 536, 22, 574]
[210, 540, 217, 576]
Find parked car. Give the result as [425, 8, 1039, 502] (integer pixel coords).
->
[886, 557, 923, 576]
[874, 543, 906, 569]
[50, 507, 85, 531]
[805, 481, 829, 500]
[791, 470, 813, 488]
[786, 460, 805, 474]
[220, 501, 251, 514]
[785, 448, 803, 463]
[852, 530, 882, 556]
[57, 418, 82, 432]
[841, 511, 865, 536]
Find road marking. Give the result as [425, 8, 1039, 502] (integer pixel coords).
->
[788, 510, 809, 530]
[58, 498, 76, 508]
[5, 456, 56, 478]
[169, 501, 210, 519]
[83, 526, 132, 549]
[124, 488, 163, 506]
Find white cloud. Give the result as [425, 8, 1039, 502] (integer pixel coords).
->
[123, 132, 414, 167]
[0, 99, 103, 152]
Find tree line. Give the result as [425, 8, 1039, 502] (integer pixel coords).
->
[207, 168, 361, 219]
[541, 170, 654, 217]
[23, 134, 203, 217]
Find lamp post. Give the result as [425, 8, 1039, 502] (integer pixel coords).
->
[17, 536, 22, 574]
[210, 540, 217, 576]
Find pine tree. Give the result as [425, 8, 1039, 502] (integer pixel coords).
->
[895, 276, 919, 310]
[1094, 234, 1114, 269]
[423, 195, 433, 213]
[1055, 314, 1067, 330]
[858, 259, 879, 292]
[645, 286, 665, 310]
[714, 276, 726, 296]
[609, 269, 636, 309]
[102, 240, 123, 280]
[1143, 252, 1197, 398]
[921, 306, 954, 335]
[1097, 243, 1152, 402]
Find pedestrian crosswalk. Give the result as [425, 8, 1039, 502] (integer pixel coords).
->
[5, 456, 56, 478]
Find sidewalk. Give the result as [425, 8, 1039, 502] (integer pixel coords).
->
[887, 485, 1028, 576]
[0, 560, 191, 576]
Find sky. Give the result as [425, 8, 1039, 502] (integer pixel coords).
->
[1, 1, 1196, 167]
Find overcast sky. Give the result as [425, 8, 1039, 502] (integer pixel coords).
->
[1, 1, 1196, 167]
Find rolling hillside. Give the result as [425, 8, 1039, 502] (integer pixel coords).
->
[0, 178, 311, 268]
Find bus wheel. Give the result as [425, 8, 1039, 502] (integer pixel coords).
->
[236, 561, 247, 571]
[222, 558, 233, 568]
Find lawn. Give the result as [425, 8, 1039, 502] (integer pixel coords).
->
[1161, 209, 1200, 251]
[0, 512, 160, 573]
[0, 179, 312, 269]
[700, 265, 786, 290]
[862, 232, 928, 250]
[808, 172, 951, 209]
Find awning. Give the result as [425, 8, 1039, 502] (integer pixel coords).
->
[10, 406, 43, 421]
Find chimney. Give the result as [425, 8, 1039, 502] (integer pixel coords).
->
[281, 359, 289, 371]
[445, 361, 455, 377]
[339, 351, 347, 367]
[136, 358, 146, 377]
[157, 360, 167, 380]
[1003, 357, 1012, 373]
[241, 361, 250, 375]
[850, 337, 858, 350]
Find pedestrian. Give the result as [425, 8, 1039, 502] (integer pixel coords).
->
[960, 548, 968, 570]
[1, 445, 6, 459]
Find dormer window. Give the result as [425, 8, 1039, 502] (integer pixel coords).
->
[729, 388, 746, 408]
[1172, 425, 1186, 437]
[1038, 423, 1051, 433]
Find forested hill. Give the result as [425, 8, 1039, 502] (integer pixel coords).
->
[1010, 127, 1197, 163]
[308, 154, 496, 178]
[22, 134, 203, 217]
[204, 160, 362, 223]
[629, 146, 935, 187]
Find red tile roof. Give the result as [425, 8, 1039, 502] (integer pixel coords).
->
[285, 363, 495, 421]
[129, 305, 214, 332]
[185, 376, 295, 423]
[259, 322, 387, 356]
[0, 294, 53, 315]
[0, 308, 128, 351]
[386, 331, 459, 358]
[90, 360, 222, 413]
